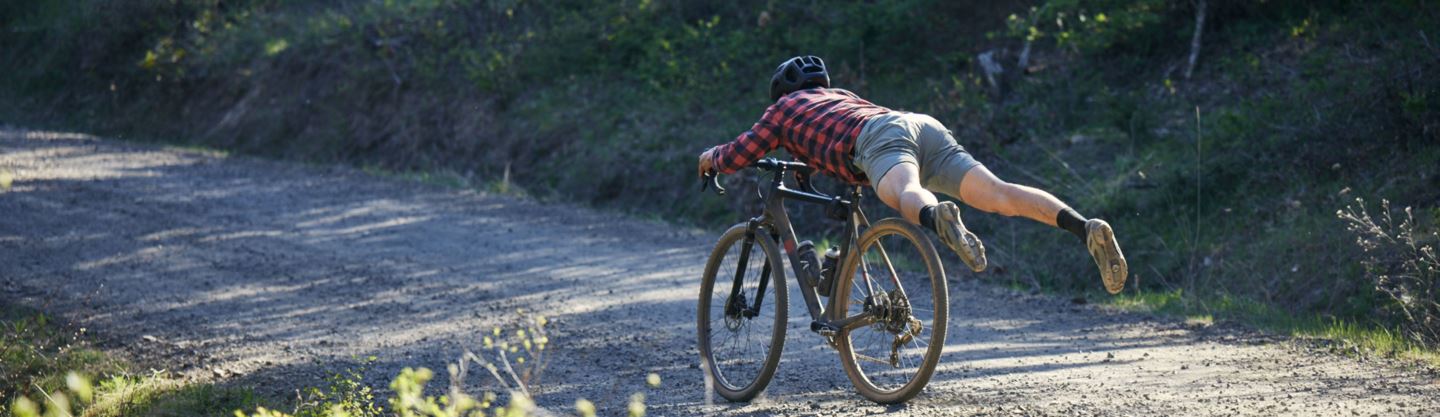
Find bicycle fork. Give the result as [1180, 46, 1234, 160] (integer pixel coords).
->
[726, 221, 772, 320]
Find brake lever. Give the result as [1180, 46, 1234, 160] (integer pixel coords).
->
[701, 171, 726, 195]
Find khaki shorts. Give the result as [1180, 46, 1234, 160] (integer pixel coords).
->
[853, 112, 981, 199]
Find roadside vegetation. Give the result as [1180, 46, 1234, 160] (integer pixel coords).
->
[2, 0, 1438, 409]
[4, 306, 652, 417]
[0, 303, 258, 416]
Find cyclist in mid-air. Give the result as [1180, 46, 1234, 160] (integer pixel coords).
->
[697, 56, 1128, 294]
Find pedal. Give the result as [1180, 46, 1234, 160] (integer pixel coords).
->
[810, 320, 839, 337]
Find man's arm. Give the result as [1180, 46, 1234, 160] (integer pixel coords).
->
[700, 104, 782, 177]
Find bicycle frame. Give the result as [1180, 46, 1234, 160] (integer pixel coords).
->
[702, 158, 948, 404]
[725, 160, 887, 336]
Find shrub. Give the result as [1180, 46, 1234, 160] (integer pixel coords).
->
[1339, 198, 1440, 347]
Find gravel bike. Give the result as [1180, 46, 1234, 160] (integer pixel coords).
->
[697, 158, 948, 404]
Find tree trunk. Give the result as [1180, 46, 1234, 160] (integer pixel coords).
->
[1185, 0, 1207, 79]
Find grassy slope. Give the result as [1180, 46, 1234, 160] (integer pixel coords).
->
[1, 0, 1437, 354]
[974, 1, 1439, 357]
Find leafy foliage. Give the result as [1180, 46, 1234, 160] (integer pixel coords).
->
[1003, 0, 1171, 54]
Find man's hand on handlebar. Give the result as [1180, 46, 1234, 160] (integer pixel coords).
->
[697, 147, 717, 179]
[698, 147, 726, 195]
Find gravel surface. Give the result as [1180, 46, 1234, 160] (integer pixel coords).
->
[3, 127, 1438, 416]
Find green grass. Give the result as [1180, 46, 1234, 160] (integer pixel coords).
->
[1, 303, 258, 417]
[3, 304, 122, 407]
[1105, 290, 1440, 367]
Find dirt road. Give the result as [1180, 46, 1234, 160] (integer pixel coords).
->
[3, 128, 1437, 416]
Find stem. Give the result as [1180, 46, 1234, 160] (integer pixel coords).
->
[1193, 106, 1203, 291]
[32, 383, 74, 417]
[497, 349, 531, 398]
[465, 351, 514, 392]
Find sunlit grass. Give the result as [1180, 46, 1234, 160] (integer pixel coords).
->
[1105, 290, 1440, 367]
[1, 304, 256, 417]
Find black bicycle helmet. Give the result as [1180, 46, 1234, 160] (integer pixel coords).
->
[769, 55, 830, 101]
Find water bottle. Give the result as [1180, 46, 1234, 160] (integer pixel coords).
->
[796, 240, 821, 289]
[817, 246, 840, 297]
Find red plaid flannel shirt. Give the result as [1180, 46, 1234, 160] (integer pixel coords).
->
[711, 88, 892, 185]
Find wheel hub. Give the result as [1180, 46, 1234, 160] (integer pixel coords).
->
[864, 290, 916, 333]
[723, 293, 747, 331]
[883, 290, 914, 334]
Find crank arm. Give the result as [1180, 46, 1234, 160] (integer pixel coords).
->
[831, 311, 878, 332]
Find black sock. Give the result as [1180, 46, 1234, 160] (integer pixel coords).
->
[1056, 208, 1087, 243]
[919, 204, 938, 230]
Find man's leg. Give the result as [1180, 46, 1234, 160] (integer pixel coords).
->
[955, 165, 1067, 228]
[949, 165, 1129, 294]
[874, 162, 936, 224]
[875, 162, 987, 272]
[855, 113, 987, 272]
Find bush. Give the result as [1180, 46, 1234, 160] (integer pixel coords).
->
[1339, 198, 1440, 347]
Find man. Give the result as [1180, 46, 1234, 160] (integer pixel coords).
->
[697, 56, 1128, 294]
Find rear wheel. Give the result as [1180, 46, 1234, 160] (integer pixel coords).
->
[834, 218, 948, 404]
[697, 224, 788, 402]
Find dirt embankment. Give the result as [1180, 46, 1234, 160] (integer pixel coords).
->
[2, 128, 1438, 416]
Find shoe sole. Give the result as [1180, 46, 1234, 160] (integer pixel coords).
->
[937, 202, 987, 272]
[1087, 220, 1127, 294]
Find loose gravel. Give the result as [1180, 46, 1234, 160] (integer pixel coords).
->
[3, 128, 1438, 416]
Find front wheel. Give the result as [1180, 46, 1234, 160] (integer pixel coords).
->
[697, 223, 788, 402]
[834, 218, 948, 404]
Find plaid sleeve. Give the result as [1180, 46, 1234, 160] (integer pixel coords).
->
[712, 104, 782, 174]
